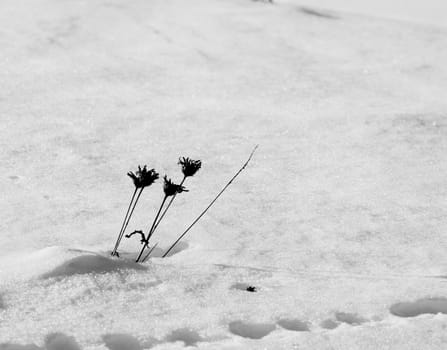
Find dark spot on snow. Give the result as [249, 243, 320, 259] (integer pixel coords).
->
[228, 321, 275, 339]
[44, 333, 81, 350]
[390, 297, 447, 317]
[0, 295, 5, 310]
[0, 344, 41, 350]
[335, 312, 367, 325]
[320, 319, 339, 330]
[102, 334, 143, 350]
[164, 328, 203, 347]
[8, 176, 19, 181]
[231, 283, 257, 292]
[299, 7, 338, 20]
[277, 319, 310, 331]
[40, 254, 146, 279]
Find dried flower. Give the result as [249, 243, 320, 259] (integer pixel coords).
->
[127, 166, 159, 188]
[163, 175, 188, 197]
[178, 157, 201, 177]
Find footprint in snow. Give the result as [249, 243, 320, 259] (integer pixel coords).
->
[103, 333, 152, 350]
[44, 333, 81, 350]
[277, 318, 310, 331]
[390, 297, 447, 317]
[229, 321, 276, 339]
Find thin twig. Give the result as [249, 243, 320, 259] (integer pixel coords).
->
[150, 176, 186, 235]
[112, 187, 138, 256]
[136, 195, 168, 262]
[141, 242, 159, 262]
[118, 187, 144, 249]
[162, 145, 258, 258]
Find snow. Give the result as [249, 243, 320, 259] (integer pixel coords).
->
[1, 0, 447, 348]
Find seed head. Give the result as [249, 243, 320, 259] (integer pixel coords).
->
[163, 175, 188, 197]
[178, 157, 201, 177]
[127, 166, 159, 188]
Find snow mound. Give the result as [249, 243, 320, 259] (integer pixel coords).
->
[164, 328, 203, 347]
[40, 254, 146, 279]
[334, 312, 368, 325]
[390, 298, 447, 317]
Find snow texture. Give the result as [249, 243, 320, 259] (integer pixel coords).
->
[0, 0, 447, 349]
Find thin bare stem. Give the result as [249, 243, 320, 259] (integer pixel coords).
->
[118, 187, 144, 248]
[141, 242, 159, 262]
[150, 176, 186, 236]
[136, 195, 168, 262]
[112, 187, 138, 256]
[163, 145, 258, 258]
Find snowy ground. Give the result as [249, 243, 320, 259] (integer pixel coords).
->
[1, 0, 447, 349]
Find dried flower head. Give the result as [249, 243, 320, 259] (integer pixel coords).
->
[127, 166, 159, 188]
[178, 157, 201, 177]
[163, 175, 188, 196]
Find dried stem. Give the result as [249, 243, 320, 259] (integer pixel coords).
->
[141, 242, 159, 262]
[118, 187, 144, 249]
[150, 176, 186, 236]
[136, 195, 168, 262]
[112, 187, 138, 256]
[162, 145, 258, 258]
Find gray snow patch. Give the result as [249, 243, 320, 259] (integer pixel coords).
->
[299, 7, 338, 19]
[0, 345, 41, 350]
[40, 254, 146, 279]
[390, 297, 447, 317]
[228, 321, 276, 339]
[320, 319, 339, 330]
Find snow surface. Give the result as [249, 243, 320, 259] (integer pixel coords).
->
[1, 0, 447, 349]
